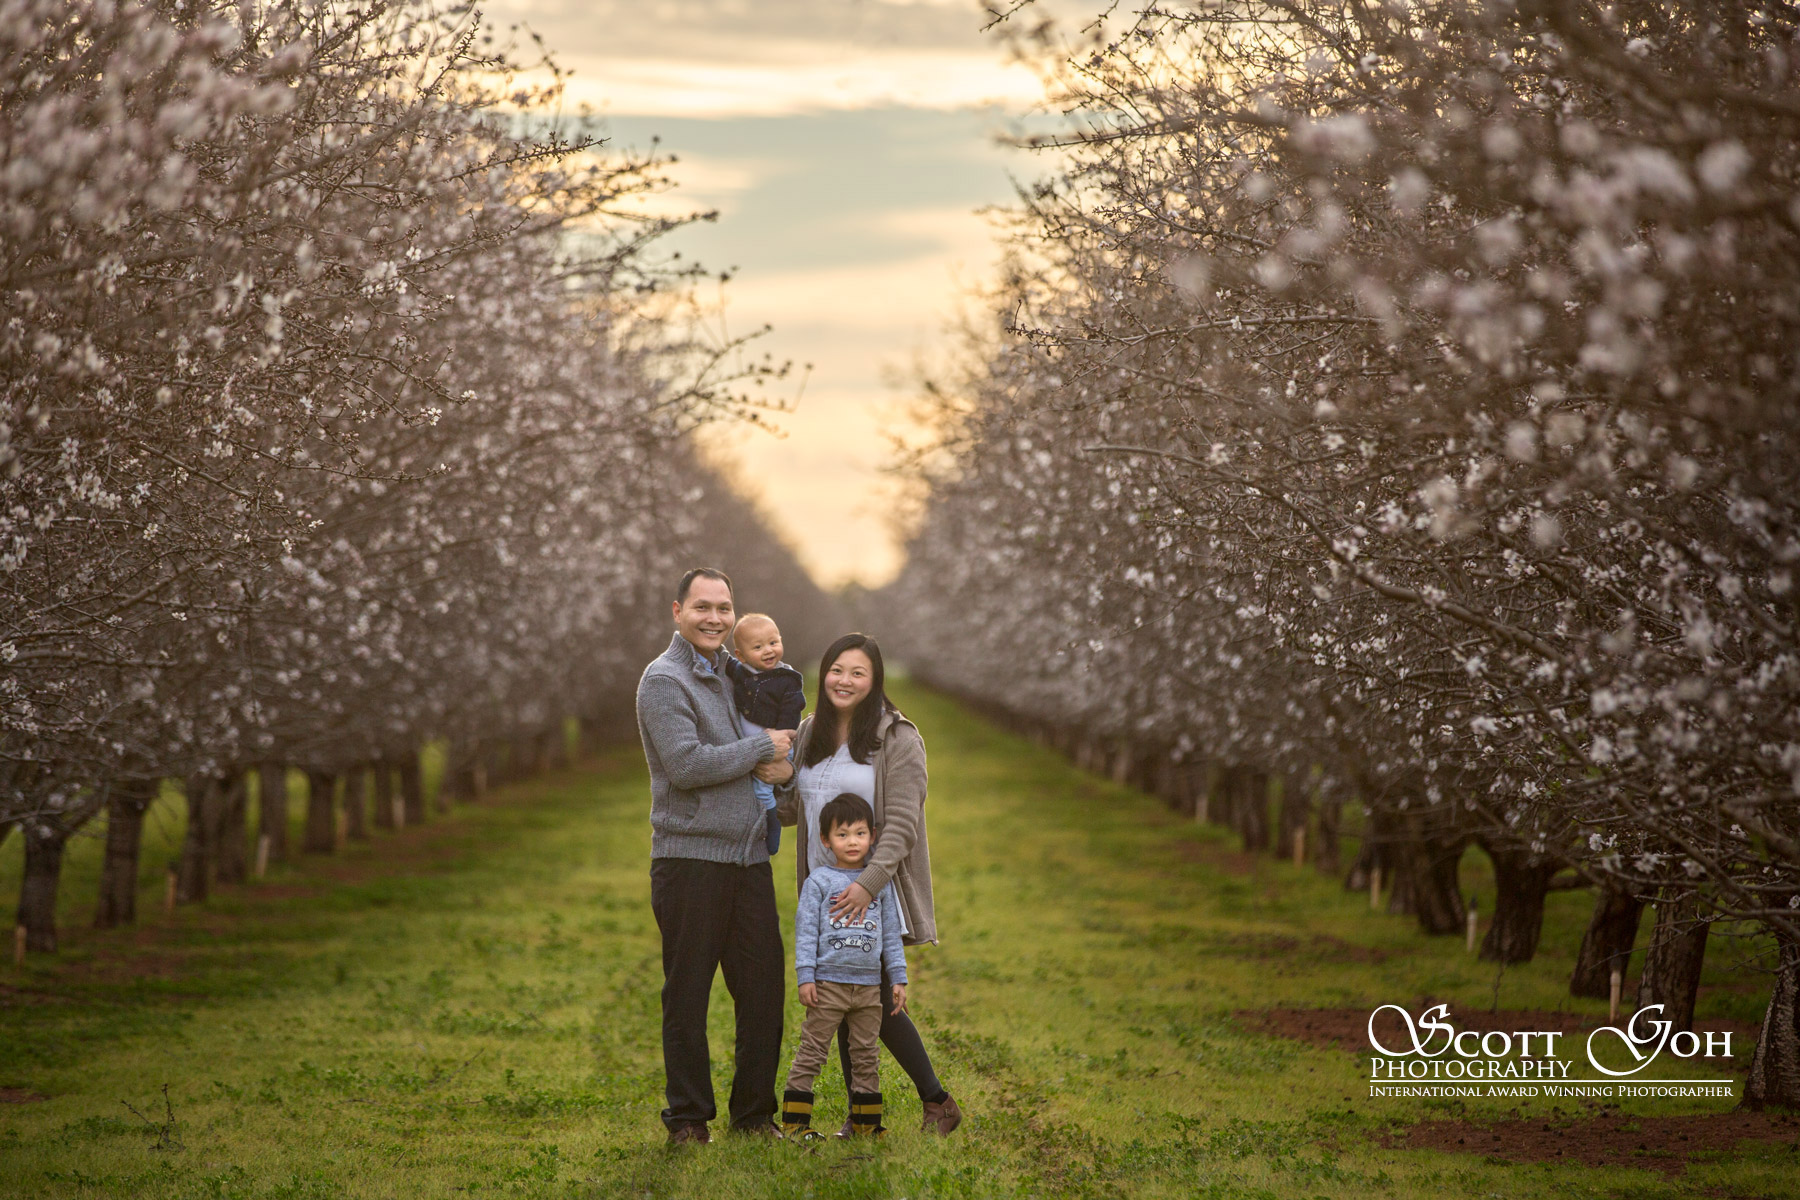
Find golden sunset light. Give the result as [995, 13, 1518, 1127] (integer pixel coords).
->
[11, 3, 1794, 1192]
[480, 0, 1076, 587]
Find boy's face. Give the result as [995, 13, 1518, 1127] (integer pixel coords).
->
[823, 819, 872, 868]
[733, 618, 784, 670]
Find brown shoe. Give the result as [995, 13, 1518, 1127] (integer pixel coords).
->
[921, 1094, 962, 1135]
[833, 1116, 854, 1139]
[666, 1123, 710, 1146]
[729, 1122, 784, 1140]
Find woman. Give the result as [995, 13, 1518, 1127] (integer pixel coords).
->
[777, 633, 962, 1136]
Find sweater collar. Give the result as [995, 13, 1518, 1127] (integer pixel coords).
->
[666, 631, 722, 676]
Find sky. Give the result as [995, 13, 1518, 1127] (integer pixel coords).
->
[483, 0, 1088, 588]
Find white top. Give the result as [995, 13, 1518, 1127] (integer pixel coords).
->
[796, 741, 909, 936]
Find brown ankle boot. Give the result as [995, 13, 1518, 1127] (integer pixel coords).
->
[920, 1093, 962, 1134]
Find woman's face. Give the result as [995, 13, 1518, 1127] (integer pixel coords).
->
[823, 648, 875, 717]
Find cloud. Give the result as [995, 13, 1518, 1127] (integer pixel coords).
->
[534, 51, 1045, 118]
[487, 0, 1009, 64]
[481, 0, 1076, 116]
[476, 5, 1082, 583]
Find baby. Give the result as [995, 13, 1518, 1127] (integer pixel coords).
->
[723, 613, 806, 855]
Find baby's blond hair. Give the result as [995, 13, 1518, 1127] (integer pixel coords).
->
[732, 612, 779, 651]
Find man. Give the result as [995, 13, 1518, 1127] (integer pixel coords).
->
[636, 567, 796, 1144]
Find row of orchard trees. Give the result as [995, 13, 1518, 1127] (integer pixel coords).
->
[1, 1, 830, 952]
[882, 1, 1800, 1106]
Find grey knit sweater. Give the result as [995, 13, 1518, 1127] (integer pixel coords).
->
[637, 632, 778, 864]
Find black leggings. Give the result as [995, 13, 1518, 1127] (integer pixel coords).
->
[836, 962, 944, 1101]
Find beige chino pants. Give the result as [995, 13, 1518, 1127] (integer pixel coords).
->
[785, 981, 883, 1093]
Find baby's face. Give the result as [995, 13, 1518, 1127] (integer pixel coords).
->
[733, 619, 784, 670]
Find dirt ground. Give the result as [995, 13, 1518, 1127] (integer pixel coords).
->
[1378, 1110, 1800, 1174]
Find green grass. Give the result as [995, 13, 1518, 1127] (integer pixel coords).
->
[0, 682, 1788, 1199]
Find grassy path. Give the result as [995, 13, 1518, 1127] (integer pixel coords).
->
[0, 682, 1786, 1199]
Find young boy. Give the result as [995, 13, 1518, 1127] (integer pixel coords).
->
[781, 793, 907, 1139]
[722, 613, 806, 855]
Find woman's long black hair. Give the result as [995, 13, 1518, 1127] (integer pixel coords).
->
[800, 633, 894, 767]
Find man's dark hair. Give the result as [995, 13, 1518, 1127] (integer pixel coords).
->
[675, 567, 733, 604]
[818, 792, 874, 839]
[800, 633, 894, 768]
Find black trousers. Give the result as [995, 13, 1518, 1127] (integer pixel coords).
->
[650, 857, 785, 1130]
[836, 960, 944, 1102]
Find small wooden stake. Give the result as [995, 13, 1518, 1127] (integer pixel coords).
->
[255, 834, 271, 879]
[1466, 903, 1480, 954]
[1609, 967, 1623, 1023]
[1292, 826, 1306, 869]
[13, 924, 24, 967]
[164, 865, 178, 914]
[1369, 865, 1383, 911]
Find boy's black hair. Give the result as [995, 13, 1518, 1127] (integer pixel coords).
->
[818, 792, 874, 839]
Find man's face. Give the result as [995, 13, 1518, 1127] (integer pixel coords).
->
[823, 819, 872, 868]
[673, 576, 734, 657]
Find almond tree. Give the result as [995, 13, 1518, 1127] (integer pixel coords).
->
[889, 0, 1800, 1105]
[3, 1, 826, 953]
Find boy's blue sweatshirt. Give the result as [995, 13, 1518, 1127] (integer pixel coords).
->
[794, 863, 908, 987]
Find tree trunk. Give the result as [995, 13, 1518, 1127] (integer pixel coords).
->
[1209, 764, 1238, 830]
[1276, 774, 1308, 862]
[94, 778, 158, 929]
[434, 747, 454, 815]
[542, 723, 569, 772]
[1635, 892, 1711, 1032]
[342, 766, 368, 841]
[213, 772, 248, 885]
[1744, 929, 1800, 1111]
[1387, 816, 1466, 936]
[372, 760, 396, 830]
[513, 731, 537, 778]
[1152, 758, 1179, 812]
[1233, 768, 1270, 853]
[1477, 838, 1557, 963]
[399, 753, 425, 825]
[1109, 740, 1133, 786]
[1570, 887, 1645, 998]
[443, 741, 477, 803]
[17, 821, 69, 952]
[257, 762, 289, 864]
[176, 773, 214, 903]
[1315, 782, 1342, 873]
[1344, 828, 1383, 893]
[303, 770, 336, 853]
